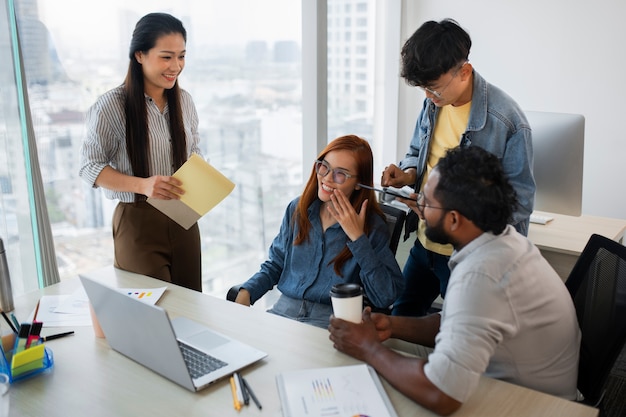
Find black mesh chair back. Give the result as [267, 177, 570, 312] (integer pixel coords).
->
[362, 203, 406, 313]
[564, 233, 626, 407]
[379, 202, 407, 256]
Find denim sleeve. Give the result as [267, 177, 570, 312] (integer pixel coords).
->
[242, 201, 294, 304]
[346, 216, 405, 308]
[501, 127, 535, 236]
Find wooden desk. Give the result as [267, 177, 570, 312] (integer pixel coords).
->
[529, 211, 626, 280]
[8, 267, 598, 417]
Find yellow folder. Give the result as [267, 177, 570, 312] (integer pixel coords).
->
[147, 154, 235, 229]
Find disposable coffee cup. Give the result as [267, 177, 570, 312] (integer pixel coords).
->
[330, 283, 363, 323]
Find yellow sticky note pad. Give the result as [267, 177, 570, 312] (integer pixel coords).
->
[11, 344, 45, 376]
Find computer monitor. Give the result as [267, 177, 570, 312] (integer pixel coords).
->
[525, 111, 585, 216]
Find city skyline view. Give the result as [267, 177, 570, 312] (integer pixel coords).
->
[2, 0, 379, 305]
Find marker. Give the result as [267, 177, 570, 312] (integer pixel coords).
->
[235, 372, 249, 405]
[26, 321, 42, 348]
[14, 323, 30, 353]
[242, 377, 262, 410]
[229, 376, 242, 411]
[233, 372, 244, 406]
[42, 331, 75, 342]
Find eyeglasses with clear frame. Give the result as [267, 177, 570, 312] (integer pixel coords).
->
[419, 61, 469, 99]
[416, 191, 449, 215]
[314, 160, 355, 184]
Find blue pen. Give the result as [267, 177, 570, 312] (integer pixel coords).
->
[9, 313, 20, 331]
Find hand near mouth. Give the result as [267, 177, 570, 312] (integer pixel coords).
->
[327, 189, 367, 242]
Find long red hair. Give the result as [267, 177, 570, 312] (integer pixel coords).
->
[294, 135, 384, 276]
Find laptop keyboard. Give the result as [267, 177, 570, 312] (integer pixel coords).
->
[178, 341, 228, 379]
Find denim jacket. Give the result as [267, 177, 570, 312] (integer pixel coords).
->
[399, 71, 535, 235]
[242, 198, 404, 308]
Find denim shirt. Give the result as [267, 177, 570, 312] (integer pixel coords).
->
[242, 197, 404, 307]
[399, 71, 535, 235]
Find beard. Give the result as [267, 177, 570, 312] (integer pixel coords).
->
[424, 216, 451, 245]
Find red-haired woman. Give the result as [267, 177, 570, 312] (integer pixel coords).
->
[234, 135, 404, 328]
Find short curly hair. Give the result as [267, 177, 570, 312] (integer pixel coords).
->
[433, 146, 518, 235]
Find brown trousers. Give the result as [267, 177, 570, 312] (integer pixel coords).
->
[112, 202, 202, 291]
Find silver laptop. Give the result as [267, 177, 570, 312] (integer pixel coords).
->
[79, 274, 267, 392]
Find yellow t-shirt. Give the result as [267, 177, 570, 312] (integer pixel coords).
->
[417, 101, 472, 256]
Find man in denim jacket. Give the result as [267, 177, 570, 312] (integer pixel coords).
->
[382, 19, 535, 316]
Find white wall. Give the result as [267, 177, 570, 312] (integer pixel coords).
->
[397, 0, 626, 219]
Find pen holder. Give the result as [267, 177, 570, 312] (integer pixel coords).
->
[0, 344, 53, 383]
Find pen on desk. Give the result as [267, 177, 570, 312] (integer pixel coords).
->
[33, 299, 40, 322]
[42, 330, 75, 342]
[242, 377, 262, 410]
[233, 372, 245, 407]
[235, 372, 249, 406]
[229, 375, 242, 411]
[357, 183, 416, 200]
[1, 311, 18, 333]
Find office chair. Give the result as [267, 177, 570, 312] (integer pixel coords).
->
[564, 233, 626, 410]
[379, 202, 407, 256]
[226, 202, 407, 304]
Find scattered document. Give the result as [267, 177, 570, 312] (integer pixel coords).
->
[147, 154, 235, 229]
[34, 295, 92, 327]
[118, 287, 166, 304]
[33, 286, 167, 327]
[276, 364, 398, 417]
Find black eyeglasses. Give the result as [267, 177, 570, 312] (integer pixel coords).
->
[419, 61, 468, 99]
[314, 160, 355, 185]
[416, 192, 449, 214]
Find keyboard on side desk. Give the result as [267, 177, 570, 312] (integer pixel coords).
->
[529, 213, 554, 225]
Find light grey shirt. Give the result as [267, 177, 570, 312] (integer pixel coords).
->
[79, 84, 201, 202]
[424, 225, 581, 402]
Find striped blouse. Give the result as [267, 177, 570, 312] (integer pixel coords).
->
[79, 84, 202, 203]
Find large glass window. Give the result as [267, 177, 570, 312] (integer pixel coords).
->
[3, 0, 401, 306]
[9, 0, 302, 305]
[1, 0, 42, 295]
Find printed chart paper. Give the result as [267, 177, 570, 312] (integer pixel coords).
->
[148, 154, 235, 229]
[276, 364, 398, 417]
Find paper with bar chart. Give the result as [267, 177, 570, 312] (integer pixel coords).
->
[276, 364, 398, 417]
[147, 154, 235, 229]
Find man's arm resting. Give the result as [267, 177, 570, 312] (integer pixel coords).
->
[388, 313, 440, 348]
[366, 345, 462, 416]
[329, 311, 457, 415]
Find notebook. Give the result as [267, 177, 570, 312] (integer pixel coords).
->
[79, 274, 267, 392]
